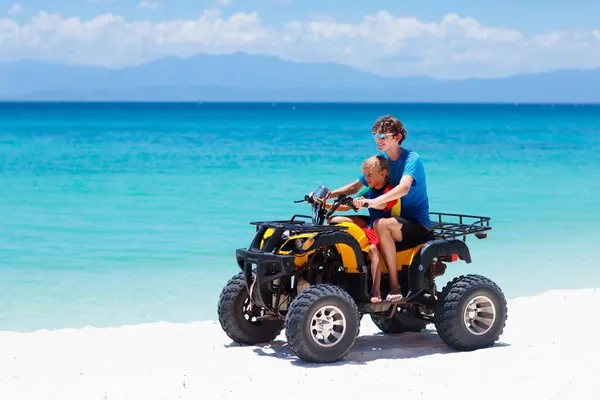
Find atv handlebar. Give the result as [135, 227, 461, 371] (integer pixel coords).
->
[295, 193, 368, 214]
[335, 194, 369, 211]
[295, 186, 371, 225]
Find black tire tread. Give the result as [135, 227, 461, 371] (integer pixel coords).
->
[285, 284, 360, 363]
[218, 272, 284, 345]
[435, 274, 508, 351]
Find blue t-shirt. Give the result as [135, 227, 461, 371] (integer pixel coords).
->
[358, 148, 431, 229]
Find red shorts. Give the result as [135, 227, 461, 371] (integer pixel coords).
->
[363, 227, 380, 246]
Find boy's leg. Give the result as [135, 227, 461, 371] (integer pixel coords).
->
[369, 244, 382, 303]
[373, 217, 404, 301]
[328, 215, 369, 227]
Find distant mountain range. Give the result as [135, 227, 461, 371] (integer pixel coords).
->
[1, 52, 599, 102]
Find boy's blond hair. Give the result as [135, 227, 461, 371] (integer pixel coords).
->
[362, 155, 390, 177]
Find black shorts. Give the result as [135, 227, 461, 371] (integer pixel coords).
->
[394, 217, 430, 242]
[355, 215, 430, 242]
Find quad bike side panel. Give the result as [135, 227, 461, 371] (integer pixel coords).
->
[332, 222, 369, 269]
[384, 246, 424, 273]
[332, 222, 424, 275]
[260, 228, 275, 245]
[260, 228, 325, 267]
[339, 244, 424, 274]
[336, 222, 371, 251]
[275, 232, 320, 267]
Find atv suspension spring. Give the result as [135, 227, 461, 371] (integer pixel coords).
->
[427, 260, 438, 290]
[428, 259, 448, 291]
[248, 272, 257, 311]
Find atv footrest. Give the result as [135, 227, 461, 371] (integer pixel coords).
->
[358, 301, 401, 316]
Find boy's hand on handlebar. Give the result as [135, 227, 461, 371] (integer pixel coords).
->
[353, 197, 369, 209]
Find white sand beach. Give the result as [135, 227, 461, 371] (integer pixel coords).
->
[1, 288, 599, 400]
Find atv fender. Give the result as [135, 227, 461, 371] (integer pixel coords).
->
[406, 239, 472, 298]
[302, 230, 371, 302]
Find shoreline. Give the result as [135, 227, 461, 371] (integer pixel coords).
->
[2, 287, 599, 399]
[1, 285, 596, 333]
[0, 286, 596, 335]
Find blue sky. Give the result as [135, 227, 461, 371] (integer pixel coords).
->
[2, 0, 600, 78]
[5, 0, 599, 33]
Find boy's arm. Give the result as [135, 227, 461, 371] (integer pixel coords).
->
[323, 203, 352, 211]
[360, 176, 411, 208]
[369, 201, 388, 210]
[329, 179, 364, 199]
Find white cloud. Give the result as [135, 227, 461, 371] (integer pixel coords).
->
[533, 32, 562, 47]
[0, 9, 599, 78]
[272, 11, 596, 78]
[138, 1, 160, 10]
[0, 10, 269, 67]
[8, 3, 23, 15]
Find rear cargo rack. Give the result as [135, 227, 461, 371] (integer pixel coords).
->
[429, 212, 491, 241]
[249, 212, 491, 242]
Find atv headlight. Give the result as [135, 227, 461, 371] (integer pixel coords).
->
[302, 236, 315, 250]
[294, 235, 316, 253]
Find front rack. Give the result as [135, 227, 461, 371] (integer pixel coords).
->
[429, 212, 491, 241]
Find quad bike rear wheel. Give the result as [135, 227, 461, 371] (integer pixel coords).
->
[435, 274, 508, 351]
[285, 284, 360, 363]
[218, 272, 284, 345]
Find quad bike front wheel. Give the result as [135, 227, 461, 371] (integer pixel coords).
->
[435, 274, 508, 351]
[285, 284, 360, 363]
[218, 272, 284, 345]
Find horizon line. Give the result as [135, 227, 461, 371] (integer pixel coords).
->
[1, 100, 599, 105]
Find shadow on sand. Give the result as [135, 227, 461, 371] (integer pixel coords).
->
[243, 329, 510, 367]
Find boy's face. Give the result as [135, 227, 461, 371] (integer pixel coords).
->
[373, 131, 401, 152]
[363, 166, 387, 189]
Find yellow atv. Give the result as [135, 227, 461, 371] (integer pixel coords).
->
[218, 186, 507, 363]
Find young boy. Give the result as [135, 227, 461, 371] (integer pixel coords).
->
[329, 155, 399, 303]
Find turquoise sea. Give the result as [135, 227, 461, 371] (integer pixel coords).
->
[1, 102, 599, 332]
